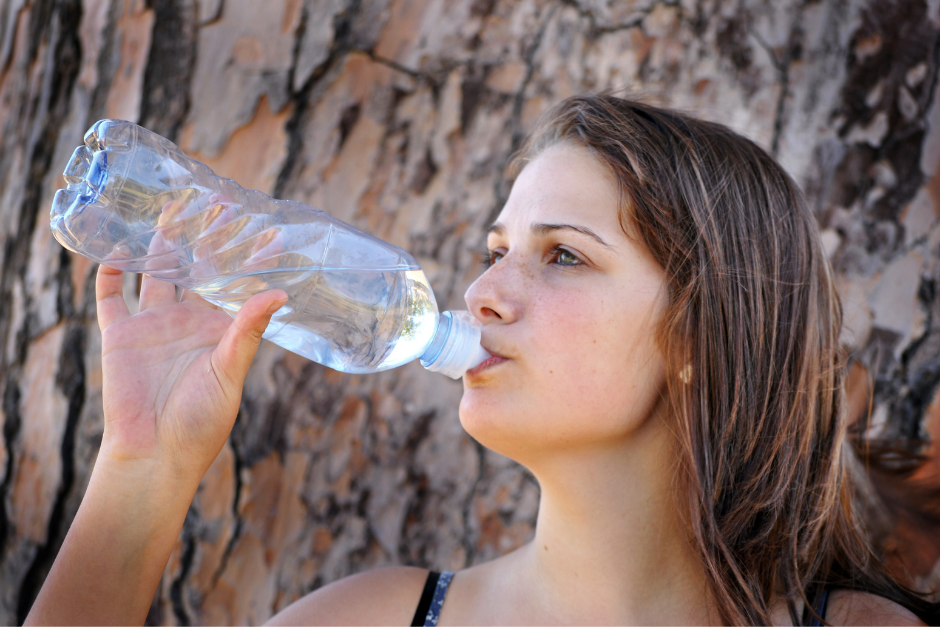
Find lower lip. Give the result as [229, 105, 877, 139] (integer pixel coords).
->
[465, 355, 508, 377]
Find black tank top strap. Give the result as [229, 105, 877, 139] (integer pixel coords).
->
[411, 571, 439, 626]
[410, 570, 455, 626]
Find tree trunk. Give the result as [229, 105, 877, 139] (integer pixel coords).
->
[0, 0, 937, 623]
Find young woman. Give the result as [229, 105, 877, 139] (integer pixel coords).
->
[26, 95, 939, 625]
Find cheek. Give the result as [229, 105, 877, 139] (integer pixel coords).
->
[533, 296, 606, 380]
[530, 288, 667, 430]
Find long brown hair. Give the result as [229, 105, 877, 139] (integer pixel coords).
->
[509, 94, 940, 625]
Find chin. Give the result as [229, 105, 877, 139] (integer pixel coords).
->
[459, 380, 662, 466]
[458, 388, 573, 465]
[458, 389, 529, 459]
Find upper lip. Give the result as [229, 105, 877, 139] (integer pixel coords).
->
[479, 339, 509, 360]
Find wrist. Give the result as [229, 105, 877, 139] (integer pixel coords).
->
[90, 449, 203, 518]
[96, 431, 214, 492]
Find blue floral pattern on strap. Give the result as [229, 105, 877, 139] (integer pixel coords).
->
[423, 571, 455, 626]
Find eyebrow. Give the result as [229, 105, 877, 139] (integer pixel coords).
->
[487, 222, 612, 248]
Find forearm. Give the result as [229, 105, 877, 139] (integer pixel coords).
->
[25, 456, 200, 626]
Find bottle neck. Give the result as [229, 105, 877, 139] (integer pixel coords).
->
[420, 311, 489, 379]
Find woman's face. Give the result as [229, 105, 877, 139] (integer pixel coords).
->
[459, 142, 670, 460]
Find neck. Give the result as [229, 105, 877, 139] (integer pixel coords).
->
[511, 416, 717, 625]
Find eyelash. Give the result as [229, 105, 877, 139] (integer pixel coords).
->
[481, 246, 584, 268]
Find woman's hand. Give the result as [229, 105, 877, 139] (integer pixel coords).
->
[96, 260, 287, 480]
[99, 197, 288, 479]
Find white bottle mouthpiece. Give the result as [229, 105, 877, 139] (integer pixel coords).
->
[420, 310, 490, 379]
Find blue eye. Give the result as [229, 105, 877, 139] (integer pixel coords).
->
[553, 247, 583, 267]
[482, 250, 503, 267]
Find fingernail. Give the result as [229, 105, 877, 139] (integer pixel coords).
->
[266, 299, 287, 315]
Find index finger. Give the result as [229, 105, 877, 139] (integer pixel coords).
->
[95, 264, 131, 331]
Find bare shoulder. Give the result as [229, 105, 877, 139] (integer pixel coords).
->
[265, 566, 430, 626]
[826, 589, 925, 626]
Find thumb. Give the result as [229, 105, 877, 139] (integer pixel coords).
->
[212, 289, 288, 390]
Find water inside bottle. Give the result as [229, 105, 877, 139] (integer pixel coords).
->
[189, 266, 439, 373]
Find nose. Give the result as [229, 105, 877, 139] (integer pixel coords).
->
[465, 254, 522, 324]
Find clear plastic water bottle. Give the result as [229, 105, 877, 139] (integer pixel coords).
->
[50, 119, 489, 377]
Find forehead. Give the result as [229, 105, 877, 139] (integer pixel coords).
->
[493, 142, 623, 236]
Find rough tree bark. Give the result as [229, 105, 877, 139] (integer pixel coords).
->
[0, 0, 938, 624]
